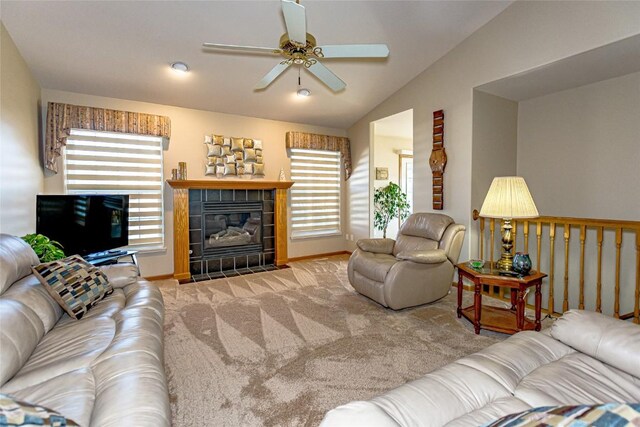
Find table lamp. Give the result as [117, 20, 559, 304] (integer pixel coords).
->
[479, 176, 539, 272]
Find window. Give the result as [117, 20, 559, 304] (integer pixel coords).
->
[64, 129, 165, 248]
[289, 148, 341, 238]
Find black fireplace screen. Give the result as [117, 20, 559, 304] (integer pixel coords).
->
[204, 212, 262, 249]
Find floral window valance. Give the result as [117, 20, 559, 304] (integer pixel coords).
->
[285, 131, 352, 180]
[45, 102, 171, 173]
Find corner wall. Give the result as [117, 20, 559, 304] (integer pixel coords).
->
[346, 1, 640, 260]
[41, 89, 348, 277]
[470, 90, 518, 253]
[517, 71, 640, 221]
[0, 22, 43, 236]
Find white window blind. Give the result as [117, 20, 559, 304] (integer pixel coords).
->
[64, 129, 165, 248]
[290, 148, 341, 238]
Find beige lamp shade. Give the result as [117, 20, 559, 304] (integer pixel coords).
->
[479, 176, 539, 219]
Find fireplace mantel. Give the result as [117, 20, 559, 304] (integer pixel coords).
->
[167, 179, 294, 282]
[167, 179, 294, 190]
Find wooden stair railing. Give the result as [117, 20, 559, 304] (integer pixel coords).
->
[472, 210, 640, 324]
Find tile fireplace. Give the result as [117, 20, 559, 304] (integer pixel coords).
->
[167, 180, 294, 282]
[188, 189, 274, 281]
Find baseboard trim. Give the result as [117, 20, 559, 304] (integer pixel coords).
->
[288, 251, 351, 263]
[144, 274, 174, 281]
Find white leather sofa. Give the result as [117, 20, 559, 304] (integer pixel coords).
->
[321, 310, 640, 426]
[0, 234, 170, 426]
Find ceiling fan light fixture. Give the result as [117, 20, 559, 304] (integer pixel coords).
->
[170, 61, 190, 73]
[297, 87, 311, 97]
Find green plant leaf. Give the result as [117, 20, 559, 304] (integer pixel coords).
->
[21, 233, 66, 262]
[373, 182, 411, 238]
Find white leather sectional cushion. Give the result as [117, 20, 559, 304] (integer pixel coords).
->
[55, 289, 126, 329]
[90, 350, 171, 427]
[96, 307, 164, 364]
[99, 263, 139, 288]
[455, 332, 574, 392]
[9, 368, 95, 427]
[0, 235, 40, 294]
[2, 316, 115, 393]
[122, 281, 165, 319]
[446, 396, 531, 427]
[0, 300, 44, 385]
[515, 352, 640, 406]
[2, 275, 63, 333]
[370, 362, 512, 426]
[551, 309, 640, 378]
[319, 401, 400, 427]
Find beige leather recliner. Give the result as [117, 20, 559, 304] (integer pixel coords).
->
[348, 213, 465, 310]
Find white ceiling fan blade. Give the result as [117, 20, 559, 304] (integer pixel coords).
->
[203, 43, 280, 55]
[255, 62, 292, 90]
[317, 44, 390, 58]
[281, 0, 306, 46]
[307, 61, 346, 92]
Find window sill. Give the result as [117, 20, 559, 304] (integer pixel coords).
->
[291, 230, 343, 240]
[125, 245, 167, 255]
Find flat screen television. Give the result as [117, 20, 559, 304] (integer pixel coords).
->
[36, 195, 129, 257]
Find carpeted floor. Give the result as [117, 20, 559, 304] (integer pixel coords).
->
[157, 255, 511, 427]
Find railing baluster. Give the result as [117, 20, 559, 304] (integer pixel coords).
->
[479, 217, 485, 260]
[563, 223, 570, 313]
[596, 227, 603, 313]
[635, 229, 639, 324]
[473, 212, 639, 320]
[549, 223, 556, 315]
[579, 225, 586, 310]
[536, 222, 542, 272]
[614, 228, 622, 318]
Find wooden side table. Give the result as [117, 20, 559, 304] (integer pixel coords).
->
[456, 262, 547, 335]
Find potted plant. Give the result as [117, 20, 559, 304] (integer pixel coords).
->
[374, 182, 411, 238]
[21, 233, 66, 262]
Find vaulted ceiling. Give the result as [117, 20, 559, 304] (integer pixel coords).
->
[1, 1, 510, 129]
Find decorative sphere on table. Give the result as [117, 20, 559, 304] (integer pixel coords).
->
[512, 252, 532, 275]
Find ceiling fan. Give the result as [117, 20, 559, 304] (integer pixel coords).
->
[202, 0, 389, 92]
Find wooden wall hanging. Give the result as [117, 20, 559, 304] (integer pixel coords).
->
[429, 110, 447, 210]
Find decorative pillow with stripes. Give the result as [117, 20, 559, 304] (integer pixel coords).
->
[32, 255, 113, 320]
[485, 403, 640, 426]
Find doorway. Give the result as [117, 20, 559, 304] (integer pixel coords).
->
[370, 109, 414, 238]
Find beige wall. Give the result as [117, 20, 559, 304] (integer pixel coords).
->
[0, 23, 43, 236]
[346, 1, 640, 256]
[372, 134, 412, 238]
[41, 89, 348, 277]
[517, 71, 640, 221]
[470, 90, 518, 252]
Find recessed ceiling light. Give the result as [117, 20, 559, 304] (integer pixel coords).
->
[171, 61, 189, 73]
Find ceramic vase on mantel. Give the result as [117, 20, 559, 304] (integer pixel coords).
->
[512, 252, 532, 276]
[279, 168, 286, 181]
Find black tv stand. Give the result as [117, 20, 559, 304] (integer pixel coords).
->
[85, 250, 138, 267]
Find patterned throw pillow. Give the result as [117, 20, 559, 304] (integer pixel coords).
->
[485, 403, 640, 426]
[32, 255, 113, 320]
[0, 394, 78, 426]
